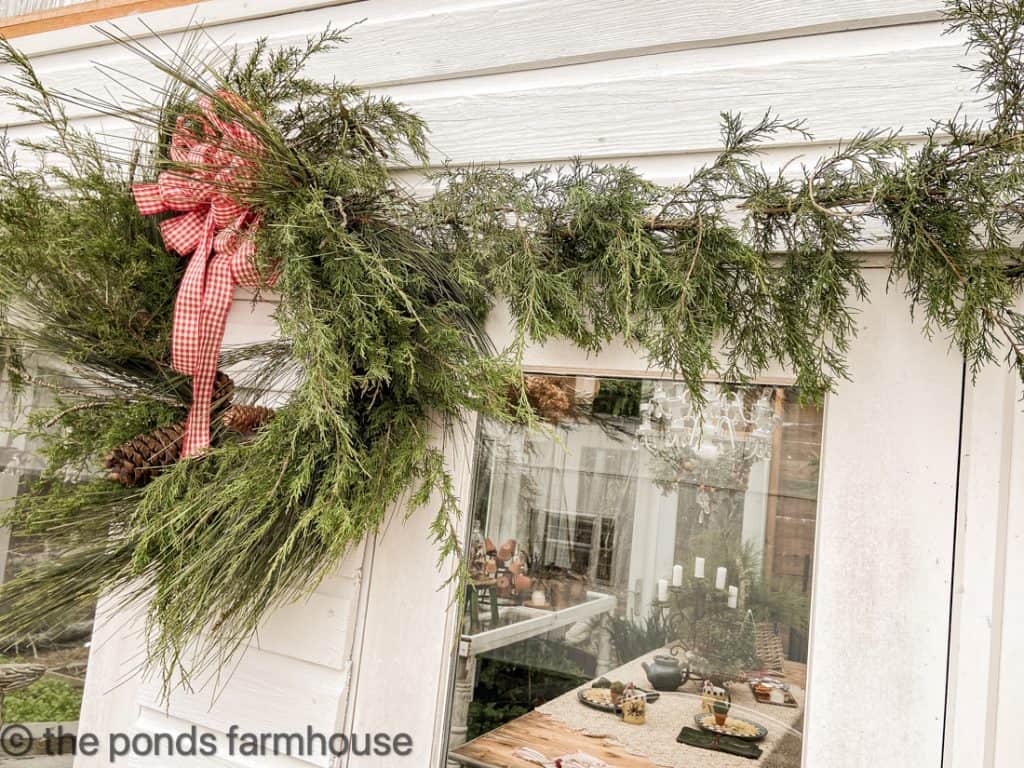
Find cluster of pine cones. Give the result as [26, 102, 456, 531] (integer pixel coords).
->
[104, 372, 274, 487]
[108, 373, 577, 487]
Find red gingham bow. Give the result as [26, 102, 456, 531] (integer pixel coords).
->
[133, 91, 275, 457]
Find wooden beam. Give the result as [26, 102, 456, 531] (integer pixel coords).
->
[0, 526, 9, 586]
[0, 0, 200, 39]
[762, 387, 786, 587]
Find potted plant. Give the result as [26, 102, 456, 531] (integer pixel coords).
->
[528, 562, 589, 610]
[712, 699, 731, 727]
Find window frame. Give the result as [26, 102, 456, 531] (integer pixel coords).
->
[436, 363, 811, 766]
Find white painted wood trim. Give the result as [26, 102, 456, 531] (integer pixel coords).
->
[992, 376, 1024, 768]
[0, 525, 9, 585]
[803, 271, 962, 768]
[74, 593, 148, 768]
[460, 591, 616, 657]
[341, 422, 479, 768]
[944, 297, 1024, 768]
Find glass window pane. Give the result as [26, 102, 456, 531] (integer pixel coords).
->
[447, 375, 822, 767]
[0, 365, 92, 725]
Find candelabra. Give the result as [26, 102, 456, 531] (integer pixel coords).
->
[653, 561, 757, 686]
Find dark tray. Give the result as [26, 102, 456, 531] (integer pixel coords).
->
[678, 726, 763, 760]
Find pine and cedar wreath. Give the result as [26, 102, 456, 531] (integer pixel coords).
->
[0, 2, 1023, 693]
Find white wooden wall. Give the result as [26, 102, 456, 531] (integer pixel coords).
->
[1, 1, 1020, 766]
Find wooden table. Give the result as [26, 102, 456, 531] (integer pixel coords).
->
[449, 649, 806, 768]
[450, 710, 663, 768]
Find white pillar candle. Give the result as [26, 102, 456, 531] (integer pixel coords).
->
[657, 578, 669, 602]
[728, 585, 739, 609]
[715, 566, 727, 590]
[672, 564, 684, 587]
[694, 557, 705, 579]
[532, 588, 547, 606]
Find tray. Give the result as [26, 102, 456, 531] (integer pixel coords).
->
[693, 713, 768, 741]
[749, 681, 798, 707]
[678, 726, 763, 760]
[577, 686, 659, 713]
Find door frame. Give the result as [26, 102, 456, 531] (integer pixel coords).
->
[942, 302, 1024, 768]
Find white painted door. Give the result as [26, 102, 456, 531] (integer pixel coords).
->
[406, 267, 965, 768]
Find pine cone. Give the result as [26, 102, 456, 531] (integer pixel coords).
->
[104, 421, 186, 487]
[222, 404, 274, 434]
[210, 370, 235, 414]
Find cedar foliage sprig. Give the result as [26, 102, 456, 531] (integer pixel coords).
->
[0, 0, 1020, 694]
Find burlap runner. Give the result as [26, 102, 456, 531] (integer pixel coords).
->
[536, 650, 804, 768]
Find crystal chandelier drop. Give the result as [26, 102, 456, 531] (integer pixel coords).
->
[635, 384, 780, 524]
[637, 384, 777, 458]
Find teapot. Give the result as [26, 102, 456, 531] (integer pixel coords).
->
[641, 654, 684, 691]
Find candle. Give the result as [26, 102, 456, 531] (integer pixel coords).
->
[672, 564, 684, 587]
[657, 578, 669, 602]
[694, 557, 705, 579]
[715, 566, 727, 590]
[531, 588, 547, 606]
[728, 585, 738, 609]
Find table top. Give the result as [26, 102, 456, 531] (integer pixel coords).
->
[450, 648, 805, 768]
[449, 710, 663, 768]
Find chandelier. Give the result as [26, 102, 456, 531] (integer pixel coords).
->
[635, 384, 779, 524]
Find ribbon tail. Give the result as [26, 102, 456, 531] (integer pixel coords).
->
[171, 211, 217, 375]
[180, 252, 235, 457]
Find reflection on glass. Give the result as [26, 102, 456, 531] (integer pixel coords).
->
[447, 376, 822, 768]
[0, 366, 92, 724]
